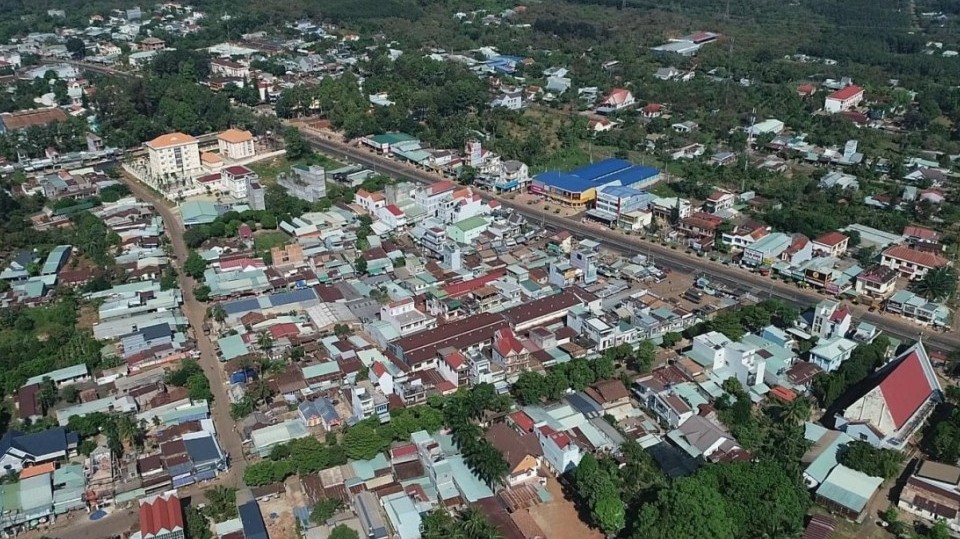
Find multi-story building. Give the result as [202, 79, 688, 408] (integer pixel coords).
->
[415, 181, 456, 219]
[351, 380, 390, 423]
[491, 328, 530, 377]
[279, 164, 326, 202]
[217, 129, 255, 161]
[809, 336, 858, 372]
[812, 231, 850, 258]
[145, 132, 201, 180]
[811, 299, 852, 339]
[824, 85, 864, 113]
[247, 179, 265, 211]
[221, 165, 257, 199]
[854, 265, 898, 299]
[703, 190, 736, 214]
[881, 245, 950, 280]
[380, 297, 437, 337]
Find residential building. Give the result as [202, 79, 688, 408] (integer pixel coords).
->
[491, 90, 523, 110]
[836, 342, 941, 450]
[722, 221, 770, 250]
[692, 331, 766, 389]
[886, 290, 950, 328]
[819, 171, 859, 190]
[380, 297, 437, 337]
[703, 190, 736, 214]
[270, 243, 304, 269]
[23, 364, 90, 388]
[0, 107, 69, 134]
[138, 492, 184, 539]
[217, 129, 255, 161]
[809, 336, 858, 372]
[221, 165, 257, 199]
[490, 160, 530, 193]
[491, 328, 530, 377]
[0, 428, 79, 473]
[880, 245, 949, 280]
[210, 59, 249, 79]
[810, 299, 852, 339]
[535, 425, 582, 474]
[484, 423, 542, 486]
[351, 381, 390, 423]
[667, 415, 746, 461]
[898, 460, 960, 533]
[600, 88, 635, 110]
[415, 181, 457, 219]
[854, 265, 898, 299]
[824, 85, 864, 113]
[145, 133, 201, 180]
[813, 231, 850, 258]
[447, 216, 489, 245]
[355, 188, 386, 213]
[376, 204, 407, 230]
[633, 366, 695, 428]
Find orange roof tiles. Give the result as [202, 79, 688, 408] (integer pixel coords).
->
[146, 132, 197, 149]
[19, 462, 55, 479]
[217, 128, 253, 144]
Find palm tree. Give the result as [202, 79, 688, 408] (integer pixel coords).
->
[456, 507, 501, 539]
[210, 304, 227, 323]
[257, 332, 274, 354]
[913, 266, 958, 301]
[781, 396, 811, 425]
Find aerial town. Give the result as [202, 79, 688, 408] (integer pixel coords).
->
[0, 1, 959, 539]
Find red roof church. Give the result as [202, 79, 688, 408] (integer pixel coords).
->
[138, 492, 184, 539]
[836, 342, 941, 450]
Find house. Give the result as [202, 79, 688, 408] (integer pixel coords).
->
[819, 171, 859, 190]
[221, 165, 257, 200]
[797, 84, 817, 98]
[812, 232, 850, 258]
[599, 88, 635, 111]
[238, 496, 269, 539]
[633, 366, 696, 427]
[824, 85, 864, 113]
[885, 290, 950, 328]
[703, 190, 736, 214]
[483, 423, 542, 487]
[743, 232, 794, 266]
[654, 67, 680, 80]
[815, 465, 883, 522]
[898, 460, 960, 533]
[809, 336, 858, 373]
[355, 189, 386, 213]
[217, 129, 255, 161]
[535, 425, 582, 474]
[835, 342, 942, 450]
[880, 245, 949, 280]
[642, 103, 664, 118]
[672, 121, 698, 133]
[903, 225, 940, 246]
[138, 492, 184, 539]
[854, 265, 898, 299]
[491, 328, 530, 376]
[583, 380, 632, 419]
[0, 428, 78, 473]
[491, 90, 523, 110]
[667, 415, 743, 461]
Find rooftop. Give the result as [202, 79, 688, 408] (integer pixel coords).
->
[146, 132, 198, 149]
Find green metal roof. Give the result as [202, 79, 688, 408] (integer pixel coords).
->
[369, 133, 418, 145]
[218, 334, 251, 361]
[816, 464, 882, 513]
[453, 216, 489, 233]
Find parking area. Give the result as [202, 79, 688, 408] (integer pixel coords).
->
[525, 475, 604, 539]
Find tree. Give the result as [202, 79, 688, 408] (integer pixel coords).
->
[343, 424, 386, 460]
[66, 37, 86, 59]
[257, 332, 274, 355]
[310, 498, 343, 524]
[193, 285, 211, 302]
[334, 324, 353, 338]
[210, 304, 227, 323]
[260, 213, 278, 229]
[511, 371, 545, 405]
[635, 475, 736, 539]
[913, 266, 958, 301]
[184, 250, 208, 280]
[39, 376, 58, 414]
[328, 525, 359, 539]
[355, 256, 368, 275]
[203, 487, 238, 521]
[631, 340, 657, 372]
[661, 332, 682, 347]
[184, 506, 212, 539]
[284, 127, 313, 160]
[838, 440, 903, 479]
[780, 396, 812, 425]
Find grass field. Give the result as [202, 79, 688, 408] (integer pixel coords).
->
[248, 154, 346, 183]
[253, 231, 290, 253]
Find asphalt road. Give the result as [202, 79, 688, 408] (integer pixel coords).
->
[295, 126, 959, 353]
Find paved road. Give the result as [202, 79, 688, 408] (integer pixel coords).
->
[295, 126, 960, 353]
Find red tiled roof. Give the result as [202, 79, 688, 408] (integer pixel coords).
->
[390, 443, 418, 459]
[442, 268, 507, 297]
[383, 204, 403, 217]
[883, 245, 949, 268]
[903, 225, 939, 242]
[429, 181, 456, 195]
[508, 410, 535, 432]
[827, 85, 863, 101]
[371, 361, 387, 378]
[879, 348, 936, 429]
[139, 493, 184, 538]
[269, 322, 300, 339]
[442, 351, 466, 369]
[223, 165, 254, 176]
[768, 385, 797, 402]
[814, 231, 847, 247]
[493, 328, 525, 357]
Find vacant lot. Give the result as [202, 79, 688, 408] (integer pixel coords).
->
[254, 231, 290, 253]
[527, 475, 603, 539]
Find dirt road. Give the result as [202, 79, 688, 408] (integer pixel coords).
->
[117, 174, 247, 478]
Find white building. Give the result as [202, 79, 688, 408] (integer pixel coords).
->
[375, 204, 407, 230]
[692, 331, 766, 389]
[145, 132, 201, 180]
[824, 85, 864, 113]
[880, 245, 950, 280]
[221, 165, 258, 199]
[217, 129, 255, 161]
[380, 297, 437, 337]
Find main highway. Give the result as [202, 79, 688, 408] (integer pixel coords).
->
[294, 125, 960, 353]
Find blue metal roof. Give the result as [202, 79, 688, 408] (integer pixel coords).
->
[239, 501, 269, 539]
[268, 288, 318, 307]
[223, 297, 260, 315]
[570, 158, 633, 181]
[183, 435, 222, 464]
[533, 171, 596, 192]
[536, 158, 661, 194]
[598, 185, 649, 198]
